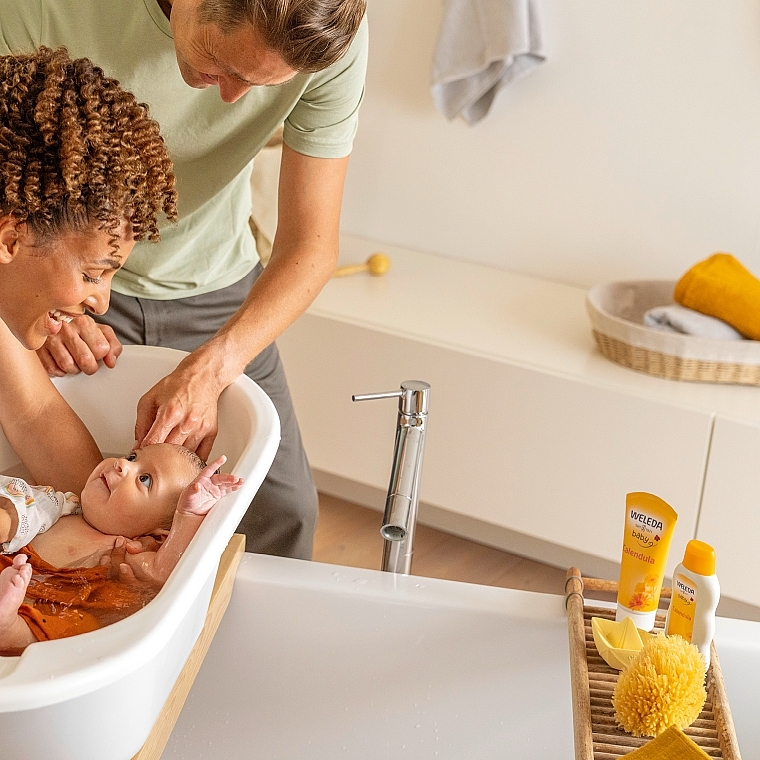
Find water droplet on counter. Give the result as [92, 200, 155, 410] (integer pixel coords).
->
[415, 724, 421, 729]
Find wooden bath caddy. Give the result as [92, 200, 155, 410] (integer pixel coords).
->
[132, 534, 246, 760]
[565, 568, 741, 760]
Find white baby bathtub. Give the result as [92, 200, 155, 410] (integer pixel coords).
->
[0, 345, 280, 760]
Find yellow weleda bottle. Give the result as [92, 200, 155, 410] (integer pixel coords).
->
[666, 539, 720, 667]
[616, 492, 678, 631]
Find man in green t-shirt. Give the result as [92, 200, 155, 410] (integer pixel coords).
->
[0, 0, 368, 559]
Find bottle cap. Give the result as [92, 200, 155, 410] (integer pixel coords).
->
[682, 539, 716, 576]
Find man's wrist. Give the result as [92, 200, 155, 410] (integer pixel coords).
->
[184, 335, 251, 390]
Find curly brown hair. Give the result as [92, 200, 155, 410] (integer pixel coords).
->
[0, 46, 177, 243]
[198, 0, 366, 73]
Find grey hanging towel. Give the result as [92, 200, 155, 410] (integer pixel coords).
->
[431, 0, 546, 125]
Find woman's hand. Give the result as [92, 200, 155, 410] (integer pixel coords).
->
[101, 535, 167, 587]
[36, 315, 122, 376]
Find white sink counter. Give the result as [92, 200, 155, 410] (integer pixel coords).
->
[162, 555, 760, 759]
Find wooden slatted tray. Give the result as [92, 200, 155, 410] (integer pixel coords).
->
[565, 568, 741, 760]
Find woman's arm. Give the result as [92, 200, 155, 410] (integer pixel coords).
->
[0, 319, 101, 492]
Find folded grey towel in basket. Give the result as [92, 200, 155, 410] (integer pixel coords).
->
[644, 304, 744, 341]
[431, 0, 545, 125]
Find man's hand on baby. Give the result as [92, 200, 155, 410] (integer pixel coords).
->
[135, 352, 223, 461]
[37, 316, 122, 376]
[176, 456, 243, 516]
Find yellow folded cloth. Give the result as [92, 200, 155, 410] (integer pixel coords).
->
[624, 726, 712, 759]
[674, 253, 760, 340]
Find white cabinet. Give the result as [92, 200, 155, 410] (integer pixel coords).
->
[698, 417, 760, 607]
[279, 234, 760, 599]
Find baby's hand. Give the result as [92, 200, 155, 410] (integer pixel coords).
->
[176, 455, 244, 517]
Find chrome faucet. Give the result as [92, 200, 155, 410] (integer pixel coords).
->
[352, 381, 431, 574]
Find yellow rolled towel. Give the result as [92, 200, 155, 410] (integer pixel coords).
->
[674, 253, 760, 340]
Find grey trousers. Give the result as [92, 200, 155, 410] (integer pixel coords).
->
[96, 265, 318, 559]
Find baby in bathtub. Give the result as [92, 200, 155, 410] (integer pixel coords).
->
[0, 445, 242, 653]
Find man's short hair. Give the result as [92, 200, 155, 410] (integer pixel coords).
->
[198, 0, 366, 72]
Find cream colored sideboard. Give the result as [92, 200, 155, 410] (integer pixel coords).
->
[277, 235, 760, 610]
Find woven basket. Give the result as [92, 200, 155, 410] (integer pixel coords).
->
[586, 281, 760, 385]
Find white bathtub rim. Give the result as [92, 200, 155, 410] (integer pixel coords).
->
[0, 350, 280, 712]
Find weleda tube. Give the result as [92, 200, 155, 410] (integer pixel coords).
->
[616, 492, 678, 631]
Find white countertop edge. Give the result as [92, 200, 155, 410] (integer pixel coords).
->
[311, 234, 760, 424]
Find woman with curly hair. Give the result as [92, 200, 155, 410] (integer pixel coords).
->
[0, 48, 223, 654]
[0, 46, 177, 350]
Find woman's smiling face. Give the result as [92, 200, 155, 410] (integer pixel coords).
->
[0, 217, 134, 350]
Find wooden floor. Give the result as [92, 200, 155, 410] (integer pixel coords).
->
[313, 492, 568, 595]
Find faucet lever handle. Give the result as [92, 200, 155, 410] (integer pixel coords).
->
[353, 382, 430, 416]
[352, 390, 403, 402]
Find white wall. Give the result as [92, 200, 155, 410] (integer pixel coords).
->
[341, 0, 760, 288]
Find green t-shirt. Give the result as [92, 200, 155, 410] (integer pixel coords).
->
[0, 0, 368, 299]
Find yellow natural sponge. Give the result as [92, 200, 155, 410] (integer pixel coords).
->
[613, 633, 707, 737]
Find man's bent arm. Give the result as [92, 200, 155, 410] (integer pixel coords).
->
[136, 146, 349, 458]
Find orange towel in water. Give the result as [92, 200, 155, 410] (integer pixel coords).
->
[0, 545, 158, 647]
[674, 253, 760, 340]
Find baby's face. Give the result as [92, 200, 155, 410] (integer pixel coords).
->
[80, 444, 199, 538]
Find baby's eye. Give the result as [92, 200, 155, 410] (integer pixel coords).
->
[139, 473, 152, 488]
[83, 274, 102, 284]
[126, 452, 137, 461]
